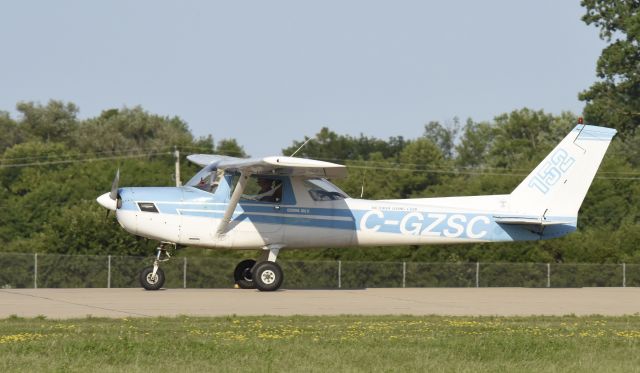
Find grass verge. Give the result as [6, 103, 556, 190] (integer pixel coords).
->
[1, 315, 640, 372]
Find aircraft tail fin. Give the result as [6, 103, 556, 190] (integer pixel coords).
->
[509, 124, 616, 221]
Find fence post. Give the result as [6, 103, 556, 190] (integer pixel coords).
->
[623, 263, 626, 288]
[475, 262, 479, 288]
[338, 260, 341, 289]
[547, 263, 551, 288]
[107, 255, 111, 289]
[402, 262, 406, 288]
[34, 253, 38, 289]
[183, 257, 187, 289]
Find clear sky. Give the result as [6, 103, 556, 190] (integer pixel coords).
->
[0, 1, 604, 156]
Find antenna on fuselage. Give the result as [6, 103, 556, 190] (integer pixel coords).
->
[289, 137, 313, 157]
[360, 169, 367, 198]
[174, 145, 181, 187]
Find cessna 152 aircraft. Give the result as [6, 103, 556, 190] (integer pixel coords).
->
[97, 124, 616, 291]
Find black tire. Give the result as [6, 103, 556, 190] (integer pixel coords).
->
[139, 266, 165, 290]
[252, 261, 283, 292]
[234, 259, 256, 289]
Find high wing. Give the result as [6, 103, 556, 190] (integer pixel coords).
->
[187, 154, 347, 178]
[187, 154, 242, 167]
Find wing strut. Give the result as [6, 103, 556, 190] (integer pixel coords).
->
[216, 170, 250, 236]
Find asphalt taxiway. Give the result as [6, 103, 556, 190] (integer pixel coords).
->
[1, 288, 639, 319]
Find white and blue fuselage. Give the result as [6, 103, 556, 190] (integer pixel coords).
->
[115, 180, 575, 250]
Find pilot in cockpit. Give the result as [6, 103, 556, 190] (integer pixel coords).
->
[195, 170, 222, 193]
[243, 177, 282, 202]
[196, 177, 209, 189]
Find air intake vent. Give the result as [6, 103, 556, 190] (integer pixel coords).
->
[138, 202, 159, 213]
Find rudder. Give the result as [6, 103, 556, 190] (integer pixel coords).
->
[509, 124, 616, 221]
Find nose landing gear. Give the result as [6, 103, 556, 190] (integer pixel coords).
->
[139, 242, 174, 290]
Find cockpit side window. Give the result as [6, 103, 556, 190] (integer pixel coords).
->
[304, 178, 348, 201]
[240, 176, 283, 203]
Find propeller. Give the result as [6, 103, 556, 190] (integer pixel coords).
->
[97, 168, 120, 212]
[109, 168, 120, 201]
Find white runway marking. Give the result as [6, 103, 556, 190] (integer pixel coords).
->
[1, 288, 639, 319]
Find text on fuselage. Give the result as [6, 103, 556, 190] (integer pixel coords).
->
[528, 148, 575, 194]
[359, 210, 491, 239]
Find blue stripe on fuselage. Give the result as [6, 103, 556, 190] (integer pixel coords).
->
[119, 194, 576, 241]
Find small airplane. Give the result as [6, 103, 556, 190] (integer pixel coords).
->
[97, 123, 616, 291]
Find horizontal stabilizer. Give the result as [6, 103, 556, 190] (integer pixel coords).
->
[493, 215, 575, 226]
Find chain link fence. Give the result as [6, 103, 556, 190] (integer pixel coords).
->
[0, 252, 637, 289]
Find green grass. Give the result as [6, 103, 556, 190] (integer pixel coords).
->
[2, 315, 640, 372]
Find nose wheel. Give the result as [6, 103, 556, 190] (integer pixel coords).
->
[139, 266, 165, 290]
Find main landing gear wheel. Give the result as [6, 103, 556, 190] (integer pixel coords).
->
[234, 259, 256, 289]
[252, 261, 283, 292]
[139, 266, 165, 290]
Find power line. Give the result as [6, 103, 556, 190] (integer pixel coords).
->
[1, 146, 638, 180]
[0, 146, 174, 162]
[0, 151, 172, 168]
[343, 164, 640, 180]
[345, 164, 527, 177]
[2, 138, 638, 175]
[306, 156, 640, 175]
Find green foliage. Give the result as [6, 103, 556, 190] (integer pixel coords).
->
[41, 202, 152, 255]
[397, 138, 446, 197]
[215, 138, 248, 157]
[423, 118, 460, 159]
[580, 0, 640, 135]
[16, 101, 79, 144]
[489, 109, 575, 168]
[456, 119, 493, 168]
[0, 112, 22, 153]
[0, 102, 211, 256]
[282, 127, 406, 161]
[74, 106, 197, 153]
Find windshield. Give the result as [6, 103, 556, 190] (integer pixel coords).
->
[186, 167, 222, 193]
[304, 178, 349, 201]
